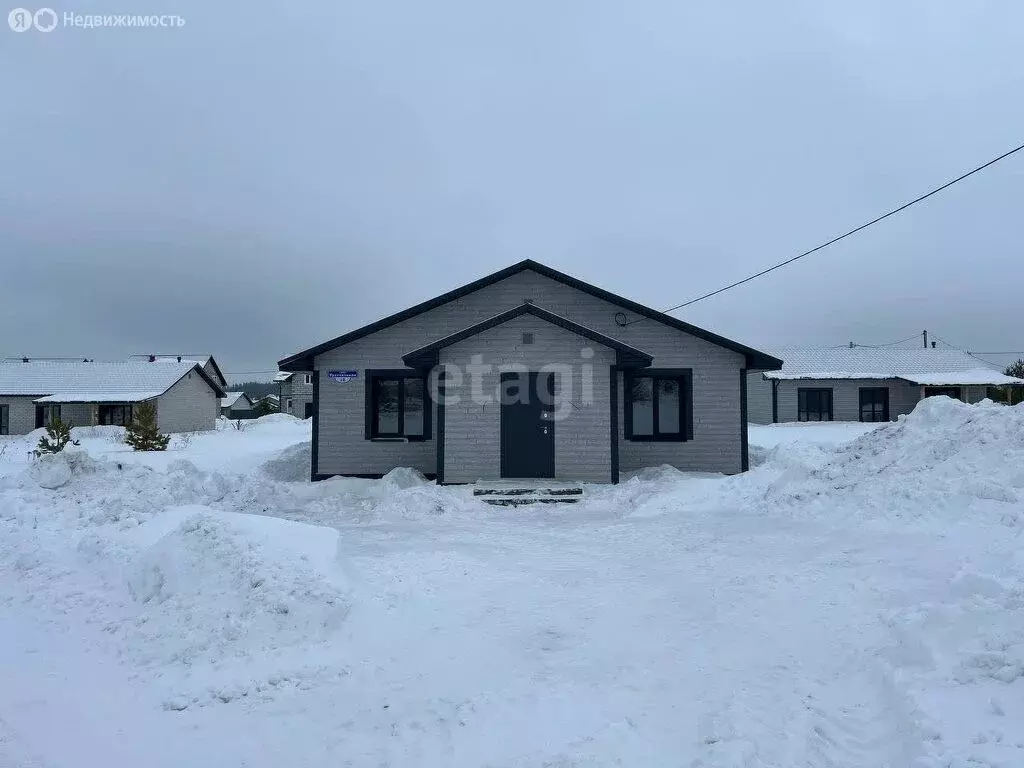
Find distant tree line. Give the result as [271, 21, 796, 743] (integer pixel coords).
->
[232, 380, 277, 398]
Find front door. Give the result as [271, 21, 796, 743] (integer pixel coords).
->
[35, 405, 46, 429]
[500, 371, 555, 479]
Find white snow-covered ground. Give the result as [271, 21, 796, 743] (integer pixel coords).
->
[1, 402, 1023, 767]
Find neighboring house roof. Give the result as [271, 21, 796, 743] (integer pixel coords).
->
[0, 360, 225, 399]
[35, 391, 164, 403]
[129, 354, 228, 388]
[279, 260, 782, 371]
[220, 391, 253, 409]
[402, 303, 655, 368]
[254, 393, 280, 403]
[273, 371, 294, 382]
[763, 348, 1024, 386]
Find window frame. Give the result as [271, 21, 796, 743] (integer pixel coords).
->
[858, 387, 890, 423]
[797, 387, 833, 422]
[303, 374, 312, 385]
[98, 403, 133, 427]
[364, 369, 432, 441]
[623, 368, 693, 442]
[0, 404, 8, 435]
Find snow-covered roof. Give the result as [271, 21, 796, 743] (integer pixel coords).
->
[899, 369, 1024, 387]
[221, 391, 251, 408]
[273, 371, 294, 382]
[35, 391, 162, 403]
[0, 360, 212, 398]
[764, 348, 1024, 386]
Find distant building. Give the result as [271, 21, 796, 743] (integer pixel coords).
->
[0, 360, 224, 435]
[274, 372, 313, 419]
[253, 393, 280, 410]
[220, 391, 256, 419]
[747, 347, 1024, 424]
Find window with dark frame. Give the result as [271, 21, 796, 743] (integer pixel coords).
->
[625, 370, 691, 441]
[859, 387, 889, 422]
[367, 371, 430, 440]
[0, 404, 8, 435]
[98, 403, 133, 427]
[797, 388, 833, 422]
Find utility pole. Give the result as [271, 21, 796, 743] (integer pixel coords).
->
[923, 330, 928, 349]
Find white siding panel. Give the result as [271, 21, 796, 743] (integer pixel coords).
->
[440, 314, 614, 483]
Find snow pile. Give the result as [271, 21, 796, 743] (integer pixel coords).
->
[259, 441, 311, 482]
[766, 398, 1024, 524]
[29, 446, 103, 489]
[124, 506, 349, 671]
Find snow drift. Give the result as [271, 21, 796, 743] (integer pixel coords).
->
[125, 506, 349, 669]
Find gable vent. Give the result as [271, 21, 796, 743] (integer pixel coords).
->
[522, 332, 534, 345]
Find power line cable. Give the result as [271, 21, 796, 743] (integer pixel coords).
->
[853, 332, 924, 348]
[646, 140, 1024, 316]
[929, 334, 1004, 368]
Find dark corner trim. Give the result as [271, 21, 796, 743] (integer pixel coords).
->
[740, 368, 749, 472]
[436, 369, 446, 484]
[310, 370, 320, 482]
[609, 366, 619, 484]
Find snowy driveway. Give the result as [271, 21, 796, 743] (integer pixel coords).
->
[2, 405, 1023, 767]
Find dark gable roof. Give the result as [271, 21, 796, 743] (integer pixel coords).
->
[402, 304, 654, 369]
[279, 260, 782, 371]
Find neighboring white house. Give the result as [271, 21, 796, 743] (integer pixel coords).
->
[0, 360, 224, 435]
[220, 391, 256, 419]
[747, 347, 1024, 424]
[274, 371, 314, 419]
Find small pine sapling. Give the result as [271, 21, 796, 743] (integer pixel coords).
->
[124, 401, 171, 451]
[34, 416, 80, 457]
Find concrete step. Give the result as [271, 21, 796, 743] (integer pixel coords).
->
[472, 485, 583, 507]
[481, 497, 580, 507]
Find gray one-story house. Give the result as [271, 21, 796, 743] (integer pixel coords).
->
[273, 371, 313, 419]
[279, 260, 781, 483]
[220, 391, 256, 419]
[0, 360, 224, 435]
[747, 347, 1024, 424]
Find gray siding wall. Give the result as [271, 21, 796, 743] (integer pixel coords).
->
[746, 372, 774, 425]
[280, 374, 314, 417]
[314, 269, 747, 478]
[440, 315, 615, 483]
[155, 370, 218, 432]
[775, 378, 919, 422]
[0, 396, 40, 435]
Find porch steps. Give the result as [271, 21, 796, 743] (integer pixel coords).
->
[472, 486, 583, 507]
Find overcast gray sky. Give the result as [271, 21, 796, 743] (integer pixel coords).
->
[3, 0, 1023, 382]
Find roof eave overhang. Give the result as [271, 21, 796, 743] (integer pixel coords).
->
[278, 260, 778, 370]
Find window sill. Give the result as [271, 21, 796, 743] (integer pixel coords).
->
[368, 436, 431, 442]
